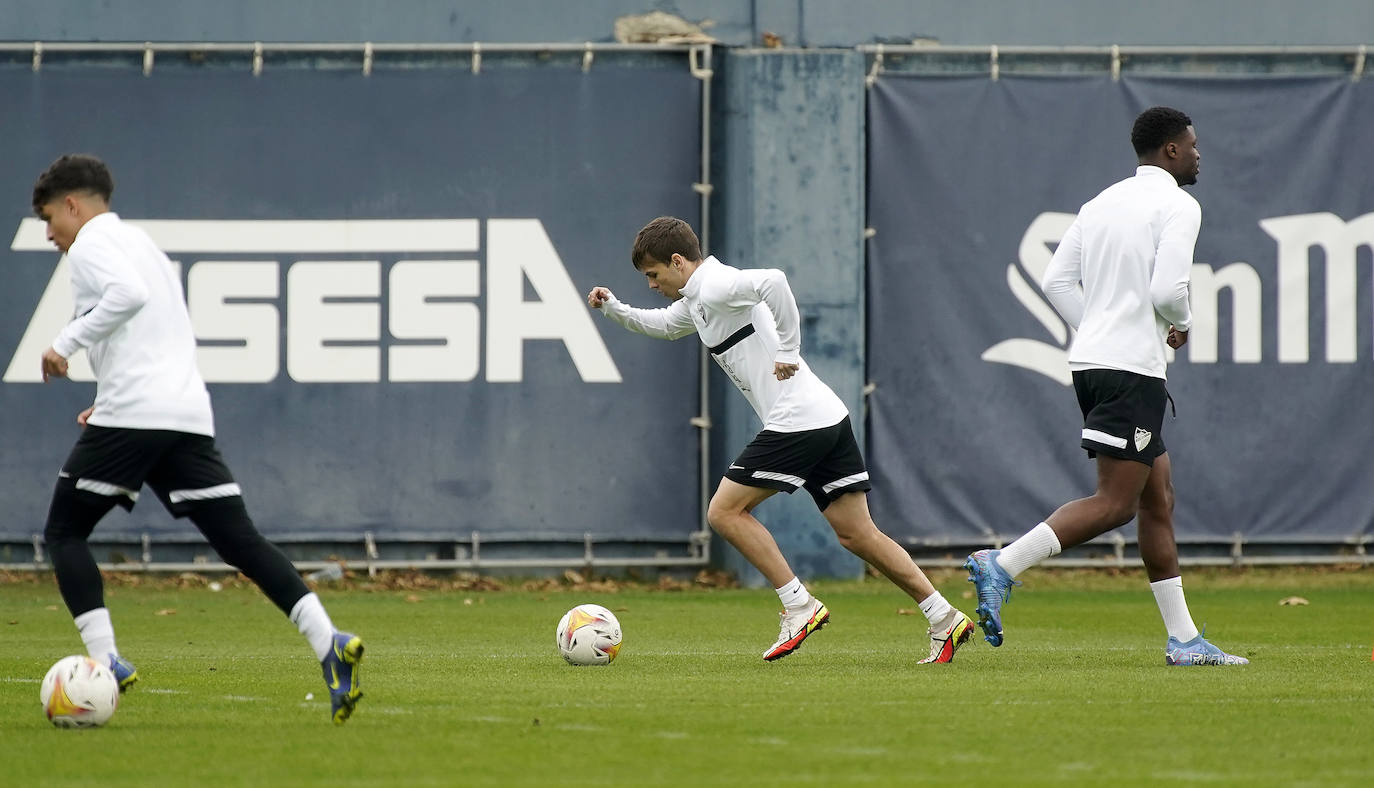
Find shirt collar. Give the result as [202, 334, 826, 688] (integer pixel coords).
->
[679, 255, 720, 298]
[1135, 165, 1177, 185]
[74, 211, 119, 242]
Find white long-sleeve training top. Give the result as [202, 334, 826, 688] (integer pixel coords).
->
[1041, 165, 1198, 380]
[51, 212, 215, 436]
[598, 256, 848, 432]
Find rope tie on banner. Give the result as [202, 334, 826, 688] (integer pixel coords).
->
[362, 41, 373, 76]
[582, 41, 594, 72]
[31, 41, 41, 72]
[865, 43, 884, 88]
[990, 44, 999, 81]
[252, 41, 263, 76]
[1111, 44, 1121, 81]
[1354, 45, 1366, 81]
[143, 42, 154, 76]
[472, 42, 482, 74]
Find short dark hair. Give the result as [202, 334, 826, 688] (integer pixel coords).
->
[631, 216, 702, 270]
[32, 154, 114, 214]
[1130, 107, 1193, 156]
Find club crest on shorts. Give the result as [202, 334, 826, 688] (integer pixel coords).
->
[1134, 427, 1152, 452]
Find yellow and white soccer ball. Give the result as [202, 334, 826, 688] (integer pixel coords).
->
[555, 603, 623, 666]
[40, 655, 120, 728]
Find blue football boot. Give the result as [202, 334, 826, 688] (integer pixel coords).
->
[964, 549, 1018, 647]
[322, 632, 365, 724]
[1166, 630, 1249, 666]
[109, 655, 139, 692]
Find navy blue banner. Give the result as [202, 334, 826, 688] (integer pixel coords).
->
[0, 66, 701, 541]
[867, 75, 1374, 544]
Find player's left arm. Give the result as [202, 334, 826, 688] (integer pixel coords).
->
[45, 237, 150, 379]
[728, 268, 801, 380]
[1151, 197, 1200, 340]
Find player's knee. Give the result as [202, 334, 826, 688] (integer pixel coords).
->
[704, 500, 734, 532]
[828, 518, 875, 551]
[43, 488, 109, 545]
[1141, 488, 1174, 517]
[1097, 497, 1140, 528]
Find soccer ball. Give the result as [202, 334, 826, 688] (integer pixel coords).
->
[555, 603, 623, 666]
[40, 655, 119, 728]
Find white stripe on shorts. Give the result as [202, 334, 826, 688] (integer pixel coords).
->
[823, 471, 870, 495]
[1082, 428, 1127, 449]
[168, 483, 242, 504]
[751, 470, 806, 488]
[75, 479, 140, 502]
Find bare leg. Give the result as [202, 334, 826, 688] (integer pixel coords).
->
[706, 478, 793, 588]
[822, 492, 937, 602]
[1045, 454, 1152, 548]
[1136, 452, 1181, 582]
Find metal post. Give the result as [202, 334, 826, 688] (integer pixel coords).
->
[690, 43, 716, 563]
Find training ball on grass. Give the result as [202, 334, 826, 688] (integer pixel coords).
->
[40, 655, 119, 728]
[556, 604, 623, 666]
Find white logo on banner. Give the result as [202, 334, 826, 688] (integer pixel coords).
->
[984, 210, 1374, 386]
[6, 218, 620, 384]
[981, 212, 1076, 386]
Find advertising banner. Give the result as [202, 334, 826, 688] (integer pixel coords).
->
[0, 65, 702, 542]
[867, 74, 1374, 544]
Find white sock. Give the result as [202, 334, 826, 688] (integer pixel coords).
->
[996, 522, 1062, 578]
[917, 590, 954, 626]
[1150, 576, 1200, 642]
[74, 608, 118, 666]
[289, 593, 336, 661]
[775, 577, 812, 612]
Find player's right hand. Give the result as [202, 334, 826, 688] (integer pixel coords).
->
[587, 286, 614, 309]
[77, 406, 94, 428]
[40, 346, 68, 382]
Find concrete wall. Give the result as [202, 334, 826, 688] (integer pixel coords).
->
[5, 0, 1373, 47]
[711, 50, 866, 583]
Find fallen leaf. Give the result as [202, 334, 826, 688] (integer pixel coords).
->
[960, 590, 974, 600]
[405, 594, 422, 603]
[1278, 596, 1310, 606]
[155, 608, 177, 616]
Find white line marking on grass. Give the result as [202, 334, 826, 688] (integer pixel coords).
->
[144, 688, 187, 695]
[2, 677, 41, 683]
[828, 747, 888, 757]
[747, 737, 789, 746]
[223, 695, 267, 702]
[654, 731, 689, 740]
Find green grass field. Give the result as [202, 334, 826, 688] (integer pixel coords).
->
[3, 568, 1372, 786]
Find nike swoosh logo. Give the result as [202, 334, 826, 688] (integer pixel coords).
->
[729, 465, 744, 470]
[328, 664, 340, 690]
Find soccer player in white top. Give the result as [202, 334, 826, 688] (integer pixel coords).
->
[588, 217, 974, 663]
[964, 108, 1247, 665]
[33, 154, 369, 722]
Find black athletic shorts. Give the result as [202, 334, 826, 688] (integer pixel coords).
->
[1072, 368, 1167, 466]
[55, 426, 242, 517]
[724, 416, 872, 511]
